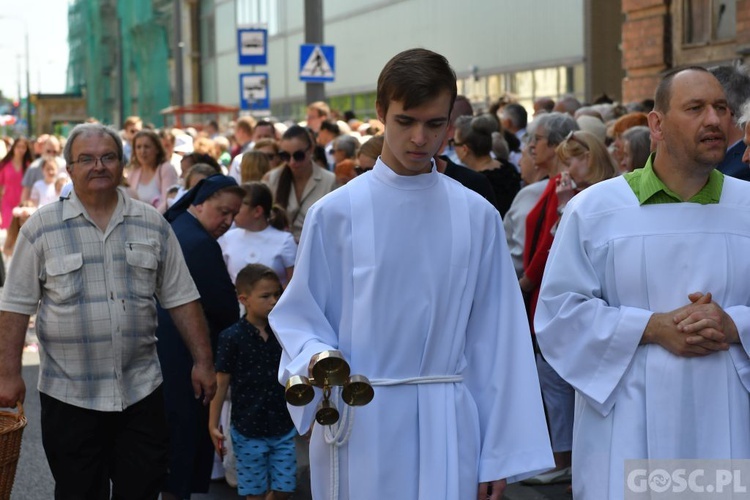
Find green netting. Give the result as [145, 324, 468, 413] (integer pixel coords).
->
[67, 0, 172, 127]
[119, 0, 171, 126]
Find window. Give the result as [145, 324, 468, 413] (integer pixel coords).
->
[683, 0, 736, 45]
[236, 0, 279, 35]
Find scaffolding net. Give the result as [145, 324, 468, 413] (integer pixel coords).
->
[67, 0, 172, 127]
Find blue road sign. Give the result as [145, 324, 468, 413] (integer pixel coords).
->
[299, 44, 335, 83]
[239, 73, 269, 110]
[237, 27, 267, 65]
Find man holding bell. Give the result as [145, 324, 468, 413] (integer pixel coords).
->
[270, 48, 553, 500]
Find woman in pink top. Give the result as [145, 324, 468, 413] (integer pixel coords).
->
[0, 137, 33, 229]
[125, 129, 179, 213]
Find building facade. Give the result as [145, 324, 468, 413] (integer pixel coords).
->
[202, 0, 622, 122]
[68, 1, 750, 126]
[622, 0, 750, 102]
[67, 0, 190, 127]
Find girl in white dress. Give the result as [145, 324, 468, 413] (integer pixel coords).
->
[219, 181, 297, 288]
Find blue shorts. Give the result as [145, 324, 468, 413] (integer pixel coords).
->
[536, 352, 574, 452]
[231, 426, 297, 495]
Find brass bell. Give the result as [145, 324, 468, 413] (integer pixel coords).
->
[285, 375, 315, 406]
[310, 350, 351, 387]
[315, 398, 340, 425]
[289, 350, 375, 427]
[341, 375, 374, 406]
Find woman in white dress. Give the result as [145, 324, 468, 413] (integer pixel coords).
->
[126, 129, 179, 213]
[219, 181, 297, 288]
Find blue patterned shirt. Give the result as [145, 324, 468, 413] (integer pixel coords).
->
[0, 188, 200, 411]
[215, 317, 294, 438]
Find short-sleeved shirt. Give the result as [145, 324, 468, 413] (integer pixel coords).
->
[0, 187, 200, 411]
[215, 318, 294, 438]
[219, 226, 297, 287]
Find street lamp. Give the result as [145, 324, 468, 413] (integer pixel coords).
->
[0, 16, 31, 135]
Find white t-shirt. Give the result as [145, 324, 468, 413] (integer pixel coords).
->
[31, 179, 59, 207]
[218, 225, 297, 287]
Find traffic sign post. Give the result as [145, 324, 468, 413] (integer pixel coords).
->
[239, 73, 270, 110]
[299, 44, 335, 83]
[237, 26, 267, 66]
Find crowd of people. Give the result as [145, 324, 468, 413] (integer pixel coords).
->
[1, 50, 750, 500]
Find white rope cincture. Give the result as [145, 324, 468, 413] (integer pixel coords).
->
[369, 375, 464, 386]
[323, 375, 463, 500]
[324, 388, 354, 500]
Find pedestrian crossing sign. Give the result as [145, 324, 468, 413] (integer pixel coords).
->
[299, 44, 335, 83]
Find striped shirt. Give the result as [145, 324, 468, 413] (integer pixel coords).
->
[0, 188, 200, 411]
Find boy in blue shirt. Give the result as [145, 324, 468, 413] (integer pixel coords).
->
[209, 264, 296, 499]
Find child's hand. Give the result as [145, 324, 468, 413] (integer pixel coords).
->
[210, 425, 226, 457]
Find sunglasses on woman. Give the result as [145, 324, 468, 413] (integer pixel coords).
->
[278, 149, 307, 163]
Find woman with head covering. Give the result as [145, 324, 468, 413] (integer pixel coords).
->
[156, 174, 246, 500]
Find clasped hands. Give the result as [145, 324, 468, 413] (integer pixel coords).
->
[643, 292, 740, 357]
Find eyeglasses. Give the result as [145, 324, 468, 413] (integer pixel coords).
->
[564, 130, 589, 150]
[278, 149, 308, 163]
[261, 152, 278, 162]
[70, 153, 120, 168]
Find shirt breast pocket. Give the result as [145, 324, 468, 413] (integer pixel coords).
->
[45, 253, 84, 304]
[125, 242, 159, 298]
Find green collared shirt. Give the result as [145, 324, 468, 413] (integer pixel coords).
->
[624, 154, 724, 205]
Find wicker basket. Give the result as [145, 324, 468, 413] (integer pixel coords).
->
[0, 403, 26, 500]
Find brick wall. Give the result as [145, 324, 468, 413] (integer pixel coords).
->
[621, 0, 750, 103]
[738, 0, 750, 47]
[621, 0, 670, 103]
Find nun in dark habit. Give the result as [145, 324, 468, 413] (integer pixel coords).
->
[156, 174, 245, 500]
